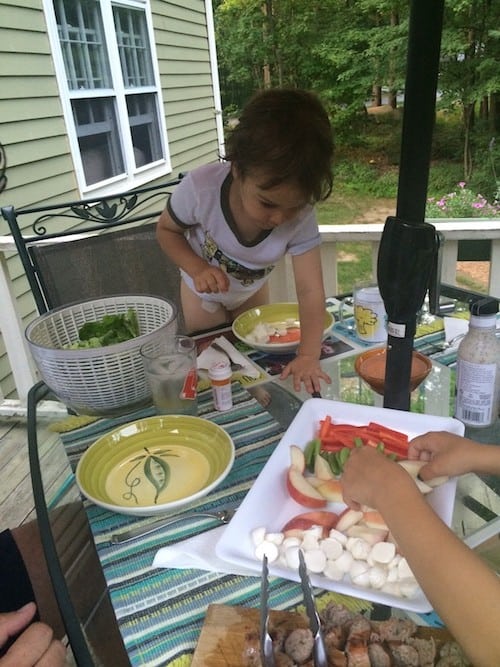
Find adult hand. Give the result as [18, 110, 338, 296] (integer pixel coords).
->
[0, 603, 66, 667]
[279, 354, 331, 394]
[408, 431, 480, 480]
[192, 265, 230, 294]
[340, 446, 414, 511]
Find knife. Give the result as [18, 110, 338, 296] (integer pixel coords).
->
[260, 555, 276, 667]
[298, 550, 328, 667]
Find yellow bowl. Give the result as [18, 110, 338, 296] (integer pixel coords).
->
[232, 303, 334, 354]
[76, 415, 234, 516]
[355, 347, 432, 396]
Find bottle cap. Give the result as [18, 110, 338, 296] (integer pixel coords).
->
[208, 360, 232, 380]
[469, 297, 499, 316]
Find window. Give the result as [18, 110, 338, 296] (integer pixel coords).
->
[44, 0, 170, 194]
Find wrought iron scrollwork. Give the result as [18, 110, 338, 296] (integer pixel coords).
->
[0, 141, 7, 194]
[32, 191, 167, 237]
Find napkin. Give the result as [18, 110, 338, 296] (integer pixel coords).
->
[197, 336, 260, 379]
[443, 317, 468, 347]
[152, 525, 256, 576]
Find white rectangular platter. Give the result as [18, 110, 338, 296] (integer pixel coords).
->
[216, 398, 464, 613]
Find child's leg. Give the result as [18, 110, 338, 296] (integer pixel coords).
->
[180, 281, 229, 333]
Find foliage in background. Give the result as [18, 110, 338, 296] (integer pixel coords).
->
[438, 1, 500, 181]
[214, 0, 500, 196]
[215, 0, 409, 120]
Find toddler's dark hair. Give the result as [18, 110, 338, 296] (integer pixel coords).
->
[224, 88, 334, 203]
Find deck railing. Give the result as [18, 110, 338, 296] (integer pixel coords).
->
[1, 217, 499, 416]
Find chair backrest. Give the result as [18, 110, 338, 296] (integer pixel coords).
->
[1, 177, 184, 327]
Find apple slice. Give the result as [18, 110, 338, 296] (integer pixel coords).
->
[282, 510, 339, 538]
[306, 475, 323, 488]
[346, 524, 388, 545]
[398, 459, 449, 489]
[398, 459, 426, 477]
[335, 508, 364, 533]
[314, 455, 335, 481]
[289, 445, 306, 473]
[316, 478, 344, 503]
[286, 467, 327, 508]
[362, 510, 389, 532]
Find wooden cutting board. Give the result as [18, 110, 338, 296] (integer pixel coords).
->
[191, 604, 453, 666]
[191, 604, 307, 666]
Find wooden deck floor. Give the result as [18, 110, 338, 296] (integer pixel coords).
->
[1, 410, 68, 527]
[0, 417, 37, 526]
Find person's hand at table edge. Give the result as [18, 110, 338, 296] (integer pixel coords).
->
[0, 603, 67, 667]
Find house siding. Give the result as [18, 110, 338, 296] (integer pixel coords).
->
[0, 0, 221, 399]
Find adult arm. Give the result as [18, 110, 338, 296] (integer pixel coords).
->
[340, 446, 500, 667]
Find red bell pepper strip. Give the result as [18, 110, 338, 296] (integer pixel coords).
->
[317, 417, 409, 459]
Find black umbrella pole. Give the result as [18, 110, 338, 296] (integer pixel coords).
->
[397, 0, 445, 222]
[384, 334, 415, 411]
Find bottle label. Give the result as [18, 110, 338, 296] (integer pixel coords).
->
[455, 359, 498, 426]
[212, 384, 233, 411]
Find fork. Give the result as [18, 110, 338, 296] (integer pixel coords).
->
[211, 341, 245, 372]
[110, 506, 237, 544]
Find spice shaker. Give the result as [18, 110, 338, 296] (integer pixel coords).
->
[455, 297, 499, 428]
[208, 360, 233, 411]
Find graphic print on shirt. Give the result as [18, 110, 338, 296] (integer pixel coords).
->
[202, 233, 274, 285]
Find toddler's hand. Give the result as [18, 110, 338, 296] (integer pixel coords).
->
[279, 355, 330, 394]
[193, 265, 230, 294]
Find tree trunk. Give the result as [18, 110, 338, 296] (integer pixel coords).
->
[480, 96, 488, 120]
[388, 10, 400, 109]
[261, 1, 273, 87]
[490, 92, 500, 133]
[373, 85, 382, 107]
[463, 102, 475, 181]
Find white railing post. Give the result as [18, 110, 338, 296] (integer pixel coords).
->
[490, 239, 500, 298]
[0, 243, 38, 402]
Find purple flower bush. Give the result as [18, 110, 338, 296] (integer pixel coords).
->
[426, 182, 500, 218]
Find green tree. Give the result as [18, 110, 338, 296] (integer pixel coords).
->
[215, 0, 410, 124]
[438, 0, 500, 181]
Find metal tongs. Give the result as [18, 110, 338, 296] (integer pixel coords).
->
[260, 551, 328, 667]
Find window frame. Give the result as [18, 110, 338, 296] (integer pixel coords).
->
[43, 0, 172, 197]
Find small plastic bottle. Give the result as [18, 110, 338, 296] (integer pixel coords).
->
[455, 297, 500, 428]
[208, 360, 233, 411]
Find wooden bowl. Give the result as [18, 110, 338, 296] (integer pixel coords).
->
[355, 347, 432, 396]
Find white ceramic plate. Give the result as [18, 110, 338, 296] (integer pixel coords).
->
[216, 398, 464, 613]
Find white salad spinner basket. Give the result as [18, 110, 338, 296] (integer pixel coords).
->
[25, 295, 178, 416]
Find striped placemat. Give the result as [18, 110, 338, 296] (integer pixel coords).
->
[59, 383, 371, 666]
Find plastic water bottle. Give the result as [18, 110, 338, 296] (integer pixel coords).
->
[455, 297, 500, 428]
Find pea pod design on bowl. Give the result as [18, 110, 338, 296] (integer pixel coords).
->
[76, 415, 235, 516]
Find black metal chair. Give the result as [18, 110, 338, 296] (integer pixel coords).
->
[1, 176, 184, 320]
[1, 178, 185, 666]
